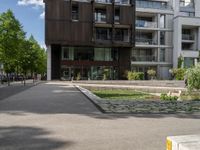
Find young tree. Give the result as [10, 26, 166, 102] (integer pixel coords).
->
[0, 9, 25, 85]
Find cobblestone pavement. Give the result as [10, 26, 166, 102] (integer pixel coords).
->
[0, 82, 200, 150]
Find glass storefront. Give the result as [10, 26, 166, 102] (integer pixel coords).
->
[61, 66, 118, 80]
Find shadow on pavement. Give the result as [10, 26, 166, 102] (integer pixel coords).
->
[0, 84, 34, 101]
[0, 126, 73, 150]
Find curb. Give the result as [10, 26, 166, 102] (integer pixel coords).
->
[75, 85, 106, 113]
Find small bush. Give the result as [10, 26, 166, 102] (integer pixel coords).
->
[147, 69, 156, 79]
[186, 63, 200, 91]
[171, 68, 186, 80]
[160, 93, 178, 101]
[127, 71, 144, 80]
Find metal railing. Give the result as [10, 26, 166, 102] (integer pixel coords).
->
[95, 0, 112, 3]
[136, 0, 172, 10]
[182, 34, 194, 40]
[135, 38, 157, 45]
[131, 55, 157, 62]
[180, 2, 194, 8]
[136, 20, 157, 28]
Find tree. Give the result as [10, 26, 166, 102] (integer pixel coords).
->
[0, 10, 25, 85]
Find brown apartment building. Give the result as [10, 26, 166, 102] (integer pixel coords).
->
[44, 0, 135, 80]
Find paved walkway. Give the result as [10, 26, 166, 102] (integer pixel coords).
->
[0, 82, 200, 150]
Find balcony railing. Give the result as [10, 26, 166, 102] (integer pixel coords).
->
[95, 0, 112, 3]
[136, 20, 157, 28]
[96, 34, 111, 41]
[95, 0, 130, 4]
[115, 0, 130, 5]
[115, 35, 130, 42]
[136, 38, 157, 45]
[131, 55, 157, 62]
[180, 2, 194, 8]
[182, 34, 194, 40]
[136, 0, 171, 10]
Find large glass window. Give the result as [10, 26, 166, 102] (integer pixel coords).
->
[94, 48, 112, 61]
[115, 28, 129, 42]
[96, 28, 112, 40]
[115, 8, 120, 23]
[74, 47, 93, 61]
[72, 5, 79, 21]
[95, 8, 106, 23]
[62, 47, 74, 60]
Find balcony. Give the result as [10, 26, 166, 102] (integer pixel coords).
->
[115, 0, 130, 5]
[136, 20, 157, 28]
[136, 38, 157, 45]
[131, 55, 157, 62]
[136, 0, 171, 10]
[182, 34, 194, 41]
[114, 29, 130, 42]
[180, 2, 194, 8]
[95, 0, 112, 4]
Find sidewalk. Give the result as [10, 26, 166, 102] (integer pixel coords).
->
[0, 79, 41, 88]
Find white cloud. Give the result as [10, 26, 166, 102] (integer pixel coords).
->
[40, 11, 45, 19]
[17, 0, 45, 19]
[18, 0, 44, 8]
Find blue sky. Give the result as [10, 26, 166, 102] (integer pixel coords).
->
[0, 0, 45, 48]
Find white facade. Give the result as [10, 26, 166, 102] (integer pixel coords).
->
[133, 0, 200, 79]
[173, 0, 200, 68]
[47, 45, 51, 81]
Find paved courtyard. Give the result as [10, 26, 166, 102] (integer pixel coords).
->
[0, 82, 200, 150]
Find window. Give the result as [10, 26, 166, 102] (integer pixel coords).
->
[72, 5, 79, 21]
[62, 47, 74, 60]
[95, 8, 106, 23]
[94, 48, 112, 61]
[160, 48, 165, 62]
[115, 28, 129, 42]
[96, 28, 112, 40]
[115, 8, 120, 23]
[160, 31, 165, 45]
[184, 57, 194, 68]
[74, 47, 93, 61]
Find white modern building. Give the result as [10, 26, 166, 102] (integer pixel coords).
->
[132, 0, 200, 79]
[173, 0, 200, 68]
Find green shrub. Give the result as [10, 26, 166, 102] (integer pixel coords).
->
[127, 71, 144, 80]
[160, 93, 178, 101]
[171, 68, 186, 80]
[178, 55, 184, 68]
[147, 69, 156, 79]
[186, 63, 200, 91]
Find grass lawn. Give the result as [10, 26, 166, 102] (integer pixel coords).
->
[91, 89, 160, 100]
